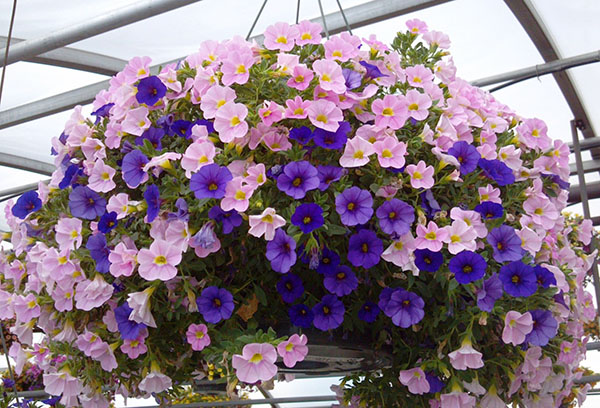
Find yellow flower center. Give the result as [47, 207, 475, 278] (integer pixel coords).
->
[382, 149, 393, 158]
[382, 107, 394, 116]
[262, 214, 273, 223]
[412, 171, 422, 180]
[216, 99, 226, 108]
[301, 33, 312, 40]
[285, 342, 294, 352]
[230, 116, 241, 127]
[353, 150, 364, 159]
[235, 190, 246, 200]
[58, 256, 68, 265]
[249, 353, 263, 363]
[408, 103, 419, 111]
[235, 65, 246, 74]
[424, 231, 437, 240]
[154, 255, 167, 265]
[195, 331, 205, 339]
[293, 107, 304, 115]
[276, 36, 288, 44]
[332, 50, 343, 58]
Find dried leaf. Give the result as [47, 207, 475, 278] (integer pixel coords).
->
[236, 293, 258, 322]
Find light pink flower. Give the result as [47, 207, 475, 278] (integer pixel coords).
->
[405, 89, 432, 121]
[498, 145, 522, 171]
[263, 127, 292, 152]
[12, 293, 40, 323]
[187, 323, 211, 351]
[515, 227, 542, 256]
[339, 137, 375, 168]
[81, 138, 106, 161]
[284, 96, 311, 119]
[449, 208, 487, 238]
[399, 367, 430, 394]
[423, 30, 451, 49]
[221, 177, 254, 212]
[295, 20, 322, 45]
[248, 208, 286, 241]
[200, 85, 236, 119]
[277, 334, 308, 368]
[307, 99, 343, 132]
[107, 193, 133, 220]
[517, 118, 551, 150]
[108, 241, 138, 277]
[287, 64, 314, 91]
[263, 22, 299, 51]
[372, 95, 408, 130]
[87, 160, 117, 193]
[74, 275, 114, 311]
[121, 331, 148, 359]
[406, 19, 428, 34]
[52, 282, 74, 312]
[245, 163, 267, 189]
[372, 137, 407, 168]
[221, 51, 255, 86]
[382, 233, 416, 269]
[181, 141, 216, 178]
[139, 369, 172, 394]
[137, 239, 182, 281]
[142, 152, 181, 173]
[479, 386, 506, 408]
[440, 391, 475, 408]
[165, 219, 191, 252]
[121, 106, 150, 136]
[214, 102, 249, 143]
[127, 287, 157, 327]
[312, 59, 346, 94]
[405, 64, 433, 88]
[43, 370, 82, 399]
[478, 185, 501, 204]
[190, 225, 221, 258]
[502, 310, 533, 346]
[55, 217, 83, 250]
[448, 339, 484, 370]
[324, 35, 358, 62]
[232, 343, 278, 384]
[523, 195, 559, 229]
[415, 221, 449, 252]
[443, 220, 477, 254]
[259, 101, 284, 126]
[276, 52, 299, 75]
[406, 161, 435, 189]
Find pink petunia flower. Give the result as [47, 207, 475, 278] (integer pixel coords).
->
[43, 370, 82, 400]
[259, 101, 284, 126]
[287, 64, 314, 91]
[181, 141, 216, 178]
[405, 64, 434, 88]
[450, 207, 487, 238]
[221, 51, 255, 86]
[138, 366, 172, 394]
[245, 163, 267, 189]
[263, 22, 299, 52]
[221, 177, 254, 212]
[405, 161, 435, 189]
[423, 30, 451, 49]
[248, 208, 286, 241]
[523, 195, 559, 230]
[371, 94, 408, 130]
[55, 217, 83, 250]
[74, 275, 114, 311]
[415, 221, 449, 252]
[121, 329, 149, 359]
[502, 310, 533, 346]
[295, 20, 322, 45]
[443, 220, 477, 254]
[339, 137, 375, 168]
[52, 282, 74, 312]
[87, 160, 117, 193]
[43, 247, 76, 282]
[372, 137, 407, 168]
[107, 193, 134, 220]
[324, 35, 358, 62]
[440, 391, 476, 408]
[405, 89, 432, 121]
[399, 367, 430, 394]
[517, 118, 551, 150]
[214, 102, 249, 143]
[137, 239, 183, 281]
[406, 19, 428, 34]
[277, 334, 308, 368]
[200, 85, 236, 119]
[121, 106, 150, 136]
[12, 293, 40, 323]
[382, 233, 416, 269]
[312, 59, 346, 94]
[284, 96, 311, 119]
[263, 127, 292, 152]
[515, 226, 543, 256]
[165, 219, 191, 252]
[307, 99, 343, 132]
[127, 287, 157, 327]
[108, 241, 138, 277]
[186, 323, 211, 351]
[448, 339, 484, 370]
[276, 52, 299, 75]
[478, 185, 501, 204]
[232, 343, 278, 384]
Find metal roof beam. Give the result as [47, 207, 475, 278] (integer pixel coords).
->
[0, 0, 451, 131]
[0, 153, 54, 176]
[0, 36, 127, 76]
[504, 0, 597, 142]
[0, 0, 203, 68]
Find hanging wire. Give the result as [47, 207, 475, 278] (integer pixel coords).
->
[0, 0, 18, 109]
[317, 0, 329, 39]
[334, 0, 352, 34]
[1, 322, 20, 406]
[246, 0, 269, 40]
[295, 0, 301, 24]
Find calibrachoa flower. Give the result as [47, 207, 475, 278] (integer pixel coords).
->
[232, 343, 278, 384]
[266, 229, 297, 273]
[414, 249, 443, 273]
[291, 203, 324, 233]
[277, 160, 319, 199]
[323, 265, 358, 296]
[189, 163, 233, 199]
[248, 207, 286, 240]
[372, 94, 408, 130]
[121, 150, 149, 188]
[277, 334, 308, 368]
[348, 229, 383, 268]
[137, 239, 182, 281]
[448, 339, 484, 370]
[502, 311, 533, 346]
[376, 198, 414, 236]
[406, 161, 435, 189]
[415, 221, 448, 252]
[313, 294, 345, 331]
[383, 288, 425, 328]
[448, 251, 487, 284]
[289, 303, 314, 328]
[487, 225, 524, 263]
[335, 186, 373, 226]
[186, 323, 211, 351]
[276, 273, 304, 303]
[196, 286, 234, 324]
[499, 261, 537, 297]
[399, 367, 430, 394]
[524, 309, 558, 346]
[69, 186, 106, 220]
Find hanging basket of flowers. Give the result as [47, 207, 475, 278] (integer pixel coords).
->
[0, 18, 596, 408]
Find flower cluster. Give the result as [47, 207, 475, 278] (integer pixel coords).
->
[0, 18, 595, 407]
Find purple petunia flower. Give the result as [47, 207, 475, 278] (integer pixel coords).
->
[86, 233, 111, 273]
[169, 119, 192, 138]
[121, 150, 149, 188]
[499, 261, 537, 297]
[335, 187, 373, 226]
[420, 190, 441, 219]
[189, 163, 233, 199]
[312, 294, 345, 331]
[59, 163, 84, 190]
[291, 203, 324, 233]
[342, 68, 362, 90]
[426, 372, 445, 394]
[313, 121, 350, 150]
[12, 191, 42, 219]
[266, 229, 297, 273]
[114, 303, 147, 340]
[476, 273, 503, 312]
[478, 159, 515, 186]
[196, 286, 234, 324]
[524, 309, 558, 346]
[534, 265, 557, 288]
[383, 288, 425, 328]
[317, 165, 345, 191]
[98, 211, 118, 234]
[487, 225, 524, 263]
[277, 273, 304, 303]
[136, 76, 166, 106]
[347, 230, 383, 268]
[474, 201, 504, 220]
[317, 248, 341, 274]
[289, 126, 313, 145]
[144, 184, 160, 223]
[378, 287, 395, 311]
[323, 265, 358, 297]
[69, 186, 106, 220]
[448, 251, 487, 284]
[376, 198, 414, 236]
[168, 198, 189, 222]
[448, 141, 480, 175]
[359, 61, 386, 80]
[289, 304, 314, 328]
[208, 206, 242, 234]
[414, 249, 444, 273]
[135, 126, 165, 150]
[358, 301, 380, 323]
[277, 161, 320, 199]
